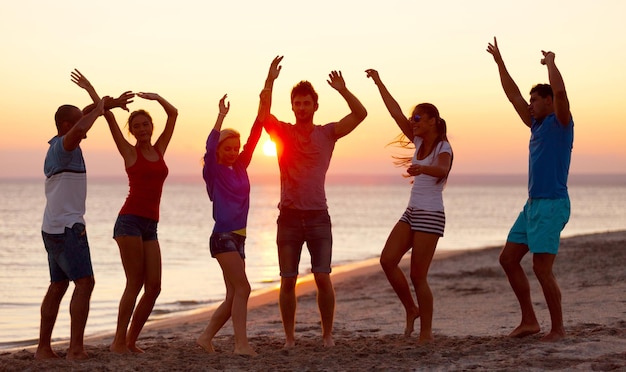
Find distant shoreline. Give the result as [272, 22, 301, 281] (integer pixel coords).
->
[2, 172, 626, 185]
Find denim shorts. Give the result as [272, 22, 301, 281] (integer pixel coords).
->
[113, 214, 158, 241]
[507, 198, 570, 254]
[209, 231, 246, 259]
[277, 208, 332, 277]
[42, 223, 94, 282]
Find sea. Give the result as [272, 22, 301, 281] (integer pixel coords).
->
[1, 173, 624, 350]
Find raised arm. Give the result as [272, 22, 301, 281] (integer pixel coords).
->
[328, 71, 368, 139]
[71, 69, 100, 103]
[70, 69, 135, 153]
[137, 93, 178, 155]
[259, 56, 283, 131]
[487, 37, 531, 127]
[541, 51, 571, 126]
[72, 69, 134, 112]
[237, 89, 270, 169]
[104, 94, 136, 160]
[213, 94, 230, 132]
[63, 97, 107, 151]
[365, 69, 413, 138]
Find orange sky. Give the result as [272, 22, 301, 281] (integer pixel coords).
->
[1, 1, 625, 179]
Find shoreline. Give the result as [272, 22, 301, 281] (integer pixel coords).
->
[1, 249, 466, 353]
[2, 230, 625, 371]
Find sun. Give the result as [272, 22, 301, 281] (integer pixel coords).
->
[262, 139, 277, 157]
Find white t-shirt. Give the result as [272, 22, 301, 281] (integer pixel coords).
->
[42, 136, 87, 234]
[407, 137, 452, 212]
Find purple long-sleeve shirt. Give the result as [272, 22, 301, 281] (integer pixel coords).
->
[202, 120, 262, 233]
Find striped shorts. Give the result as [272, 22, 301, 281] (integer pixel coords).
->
[399, 208, 446, 236]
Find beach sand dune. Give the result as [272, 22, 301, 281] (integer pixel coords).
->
[2, 231, 625, 371]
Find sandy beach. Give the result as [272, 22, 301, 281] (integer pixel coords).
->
[2, 230, 625, 371]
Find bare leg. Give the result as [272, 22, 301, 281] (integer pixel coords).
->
[66, 276, 95, 360]
[499, 242, 540, 337]
[35, 280, 69, 359]
[380, 222, 419, 337]
[410, 232, 439, 345]
[126, 240, 162, 353]
[197, 302, 231, 353]
[533, 253, 565, 342]
[110, 236, 145, 354]
[279, 276, 298, 348]
[197, 279, 233, 353]
[197, 252, 256, 355]
[314, 273, 335, 347]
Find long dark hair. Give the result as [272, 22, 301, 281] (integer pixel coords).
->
[388, 103, 453, 184]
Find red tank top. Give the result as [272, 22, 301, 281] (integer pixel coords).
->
[119, 147, 169, 221]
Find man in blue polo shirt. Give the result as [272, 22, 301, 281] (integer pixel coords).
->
[487, 37, 574, 342]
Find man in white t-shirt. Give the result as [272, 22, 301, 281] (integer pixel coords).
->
[37, 101, 104, 360]
[36, 71, 130, 360]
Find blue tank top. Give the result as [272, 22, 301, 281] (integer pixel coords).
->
[528, 113, 574, 199]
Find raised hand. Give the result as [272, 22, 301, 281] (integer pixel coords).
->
[365, 69, 381, 84]
[218, 94, 230, 116]
[70, 69, 93, 91]
[486, 37, 503, 63]
[71, 68, 99, 103]
[267, 56, 283, 82]
[327, 70, 346, 91]
[136, 92, 160, 101]
[541, 50, 555, 65]
[114, 91, 135, 111]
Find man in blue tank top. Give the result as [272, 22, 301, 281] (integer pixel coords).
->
[487, 37, 574, 342]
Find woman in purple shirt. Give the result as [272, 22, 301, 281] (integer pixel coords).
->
[196, 91, 267, 356]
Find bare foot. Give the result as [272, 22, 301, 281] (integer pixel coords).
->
[283, 339, 296, 349]
[196, 338, 216, 353]
[66, 349, 89, 360]
[109, 343, 130, 354]
[417, 338, 434, 345]
[234, 345, 258, 357]
[34, 347, 61, 360]
[508, 324, 541, 338]
[540, 330, 565, 342]
[127, 344, 144, 353]
[404, 307, 420, 337]
[418, 333, 434, 345]
[323, 335, 335, 348]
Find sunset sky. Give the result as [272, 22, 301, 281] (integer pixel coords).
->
[1, 1, 625, 179]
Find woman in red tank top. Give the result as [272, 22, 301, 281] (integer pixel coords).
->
[104, 92, 178, 353]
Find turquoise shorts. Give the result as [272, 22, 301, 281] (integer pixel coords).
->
[507, 198, 570, 254]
